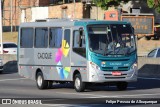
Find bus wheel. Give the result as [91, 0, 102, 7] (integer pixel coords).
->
[36, 72, 48, 89]
[74, 74, 85, 92]
[116, 82, 128, 91]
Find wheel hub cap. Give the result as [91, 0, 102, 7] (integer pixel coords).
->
[37, 76, 42, 87]
[75, 78, 80, 89]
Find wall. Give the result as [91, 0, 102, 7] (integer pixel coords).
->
[25, 8, 32, 22]
[18, 0, 37, 7]
[22, 3, 84, 22]
[3, 0, 20, 28]
[2, 0, 51, 27]
[90, 6, 106, 20]
[2, 1, 84, 31]
[48, 3, 83, 19]
[90, 6, 117, 20]
[3, 0, 160, 26]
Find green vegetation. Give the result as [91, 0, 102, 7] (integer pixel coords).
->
[92, 0, 129, 10]
[2, 32, 18, 43]
[147, 0, 160, 13]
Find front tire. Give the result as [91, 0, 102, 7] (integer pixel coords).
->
[74, 74, 85, 92]
[116, 82, 128, 91]
[36, 72, 48, 89]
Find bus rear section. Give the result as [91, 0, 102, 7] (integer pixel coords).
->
[18, 19, 138, 92]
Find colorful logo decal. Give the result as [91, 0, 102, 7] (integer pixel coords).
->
[64, 67, 71, 78]
[55, 48, 63, 62]
[56, 61, 62, 74]
[62, 40, 70, 57]
[55, 39, 71, 79]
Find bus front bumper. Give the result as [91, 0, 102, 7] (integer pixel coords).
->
[88, 64, 138, 83]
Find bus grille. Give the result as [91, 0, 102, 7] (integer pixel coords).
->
[100, 58, 130, 61]
[101, 67, 129, 71]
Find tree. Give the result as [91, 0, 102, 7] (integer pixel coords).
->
[147, 0, 160, 13]
[92, 0, 129, 10]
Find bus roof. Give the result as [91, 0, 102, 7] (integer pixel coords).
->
[74, 20, 130, 26]
[19, 19, 130, 28]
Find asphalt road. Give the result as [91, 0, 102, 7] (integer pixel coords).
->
[0, 71, 160, 107]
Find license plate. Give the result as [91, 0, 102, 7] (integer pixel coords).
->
[112, 71, 122, 76]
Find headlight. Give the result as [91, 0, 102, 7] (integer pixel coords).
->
[131, 62, 138, 70]
[89, 61, 100, 70]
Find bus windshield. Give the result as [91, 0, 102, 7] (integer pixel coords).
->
[88, 24, 136, 56]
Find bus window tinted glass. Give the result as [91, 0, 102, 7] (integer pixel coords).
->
[73, 30, 86, 58]
[64, 29, 70, 45]
[21, 28, 33, 48]
[35, 28, 48, 48]
[73, 30, 85, 48]
[49, 28, 62, 48]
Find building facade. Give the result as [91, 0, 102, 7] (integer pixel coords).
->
[2, 0, 83, 31]
[2, 0, 160, 31]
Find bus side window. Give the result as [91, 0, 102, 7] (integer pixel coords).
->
[73, 30, 85, 48]
[49, 28, 62, 48]
[21, 28, 34, 48]
[64, 29, 70, 47]
[35, 28, 48, 48]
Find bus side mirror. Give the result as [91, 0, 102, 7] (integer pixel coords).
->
[79, 28, 84, 47]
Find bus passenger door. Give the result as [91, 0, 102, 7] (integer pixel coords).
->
[71, 27, 87, 81]
[71, 27, 87, 66]
[61, 28, 71, 68]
